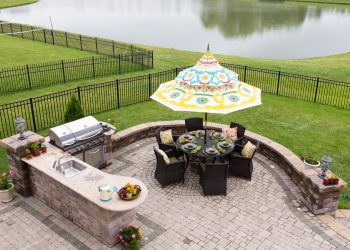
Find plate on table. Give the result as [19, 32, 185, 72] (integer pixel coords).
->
[205, 147, 219, 155]
[197, 130, 205, 136]
[182, 134, 194, 141]
[218, 141, 233, 148]
[213, 132, 226, 140]
[183, 143, 197, 151]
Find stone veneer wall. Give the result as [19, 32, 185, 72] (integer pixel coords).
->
[111, 121, 347, 215]
[0, 131, 45, 197]
[29, 166, 134, 247]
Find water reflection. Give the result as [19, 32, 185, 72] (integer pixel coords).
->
[0, 0, 349, 58]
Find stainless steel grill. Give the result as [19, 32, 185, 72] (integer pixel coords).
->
[49, 116, 114, 169]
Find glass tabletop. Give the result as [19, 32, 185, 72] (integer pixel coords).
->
[175, 130, 235, 158]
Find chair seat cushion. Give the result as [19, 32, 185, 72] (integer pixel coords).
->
[241, 141, 256, 158]
[222, 127, 238, 141]
[232, 151, 242, 157]
[160, 129, 174, 144]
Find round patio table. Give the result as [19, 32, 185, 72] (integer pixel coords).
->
[175, 130, 235, 169]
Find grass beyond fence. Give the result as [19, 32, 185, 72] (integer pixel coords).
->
[1, 64, 350, 139]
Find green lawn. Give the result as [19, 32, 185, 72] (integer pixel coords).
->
[0, 0, 37, 9]
[288, 0, 350, 5]
[0, 36, 98, 68]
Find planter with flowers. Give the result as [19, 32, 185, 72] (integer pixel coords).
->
[31, 143, 41, 157]
[116, 225, 142, 250]
[323, 175, 339, 186]
[300, 155, 320, 168]
[40, 143, 47, 153]
[0, 169, 15, 203]
[25, 149, 32, 159]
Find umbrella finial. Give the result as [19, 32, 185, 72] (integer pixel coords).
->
[207, 43, 210, 52]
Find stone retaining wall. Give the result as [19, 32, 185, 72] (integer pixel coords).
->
[112, 121, 347, 215]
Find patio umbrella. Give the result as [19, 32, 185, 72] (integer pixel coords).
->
[150, 49, 262, 142]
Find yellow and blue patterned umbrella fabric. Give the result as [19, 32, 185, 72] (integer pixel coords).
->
[151, 52, 261, 114]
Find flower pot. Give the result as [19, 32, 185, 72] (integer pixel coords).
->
[25, 154, 32, 160]
[122, 241, 140, 250]
[31, 150, 40, 157]
[303, 160, 320, 169]
[0, 184, 14, 203]
[41, 147, 47, 153]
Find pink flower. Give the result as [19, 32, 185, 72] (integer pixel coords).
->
[119, 235, 123, 240]
[10, 169, 14, 177]
[131, 234, 136, 238]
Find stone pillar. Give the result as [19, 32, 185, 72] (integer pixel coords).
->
[104, 130, 115, 167]
[0, 131, 44, 197]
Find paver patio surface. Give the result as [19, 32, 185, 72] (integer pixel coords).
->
[1, 138, 349, 249]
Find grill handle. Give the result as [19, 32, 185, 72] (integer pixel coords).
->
[76, 131, 101, 141]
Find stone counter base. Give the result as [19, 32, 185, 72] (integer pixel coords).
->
[112, 120, 347, 215]
[29, 166, 133, 247]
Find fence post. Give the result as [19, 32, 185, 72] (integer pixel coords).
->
[148, 74, 152, 99]
[92, 57, 96, 78]
[65, 32, 68, 47]
[77, 87, 81, 101]
[175, 67, 179, 76]
[43, 29, 47, 43]
[31, 26, 34, 40]
[95, 37, 98, 53]
[20, 24, 24, 38]
[314, 77, 320, 103]
[0, 23, 3, 33]
[80, 35, 83, 50]
[26, 65, 32, 90]
[118, 54, 121, 74]
[276, 71, 281, 95]
[131, 45, 134, 63]
[10, 23, 13, 36]
[51, 29, 55, 45]
[151, 51, 154, 68]
[61, 60, 66, 83]
[141, 53, 144, 70]
[116, 79, 120, 108]
[112, 41, 115, 56]
[29, 98, 37, 132]
[243, 65, 247, 83]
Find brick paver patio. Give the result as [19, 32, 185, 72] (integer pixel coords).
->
[1, 138, 350, 249]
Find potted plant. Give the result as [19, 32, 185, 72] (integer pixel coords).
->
[300, 154, 320, 168]
[40, 143, 47, 153]
[25, 149, 32, 159]
[116, 225, 142, 250]
[0, 169, 15, 203]
[31, 143, 40, 157]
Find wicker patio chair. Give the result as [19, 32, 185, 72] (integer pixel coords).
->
[153, 147, 186, 188]
[230, 122, 246, 145]
[155, 127, 183, 158]
[199, 162, 229, 196]
[228, 141, 260, 181]
[185, 117, 204, 132]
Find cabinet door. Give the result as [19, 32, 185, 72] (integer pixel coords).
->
[74, 152, 84, 162]
[84, 145, 104, 168]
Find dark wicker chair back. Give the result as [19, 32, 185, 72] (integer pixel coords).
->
[199, 162, 229, 196]
[230, 122, 246, 140]
[204, 163, 228, 181]
[155, 127, 169, 145]
[185, 117, 204, 132]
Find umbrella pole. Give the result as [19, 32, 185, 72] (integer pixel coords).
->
[204, 112, 208, 145]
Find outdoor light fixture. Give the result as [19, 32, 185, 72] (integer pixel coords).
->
[319, 154, 332, 179]
[15, 116, 27, 140]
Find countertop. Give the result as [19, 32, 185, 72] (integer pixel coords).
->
[22, 139, 148, 212]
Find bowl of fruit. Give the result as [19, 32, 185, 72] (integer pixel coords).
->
[118, 183, 142, 201]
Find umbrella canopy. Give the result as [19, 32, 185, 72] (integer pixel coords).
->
[151, 52, 261, 114]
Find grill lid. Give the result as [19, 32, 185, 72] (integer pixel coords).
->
[49, 116, 103, 148]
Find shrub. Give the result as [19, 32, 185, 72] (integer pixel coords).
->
[0, 169, 14, 190]
[64, 94, 84, 123]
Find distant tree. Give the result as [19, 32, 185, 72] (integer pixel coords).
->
[64, 94, 84, 122]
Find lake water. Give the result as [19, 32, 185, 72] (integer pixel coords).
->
[0, 0, 350, 59]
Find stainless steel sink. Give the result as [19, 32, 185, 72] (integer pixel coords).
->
[60, 159, 87, 179]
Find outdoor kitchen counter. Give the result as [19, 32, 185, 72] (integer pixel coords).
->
[22, 141, 148, 212]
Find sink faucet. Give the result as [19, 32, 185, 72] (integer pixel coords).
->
[52, 153, 71, 173]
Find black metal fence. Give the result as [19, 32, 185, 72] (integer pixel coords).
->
[1, 65, 349, 139]
[0, 54, 152, 94]
[0, 21, 153, 94]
